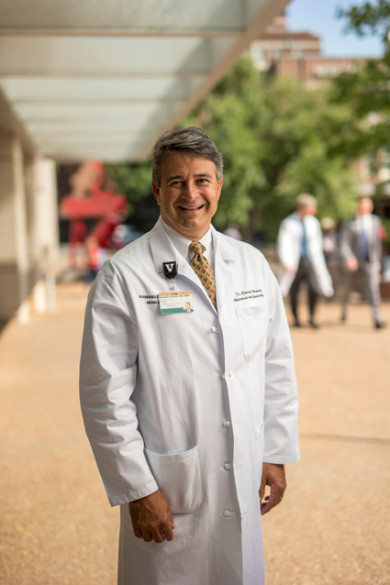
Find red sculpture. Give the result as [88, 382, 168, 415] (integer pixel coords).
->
[60, 161, 127, 267]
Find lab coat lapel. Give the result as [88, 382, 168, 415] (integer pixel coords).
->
[213, 228, 239, 319]
[149, 218, 181, 278]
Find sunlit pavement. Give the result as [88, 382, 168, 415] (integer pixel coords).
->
[1, 283, 389, 585]
[263, 298, 390, 585]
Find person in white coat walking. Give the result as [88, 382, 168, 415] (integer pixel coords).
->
[79, 127, 300, 585]
[277, 194, 333, 328]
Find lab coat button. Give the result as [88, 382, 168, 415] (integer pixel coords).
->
[222, 421, 231, 428]
[224, 463, 232, 471]
[223, 509, 237, 518]
[227, 372, 233, 378]
[210, 326, 217, 333]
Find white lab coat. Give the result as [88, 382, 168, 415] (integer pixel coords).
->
[80, 217, 300, 585]
[277, 213, 334, 297]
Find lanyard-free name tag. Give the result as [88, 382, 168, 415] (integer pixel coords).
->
[158, 291, 193, 315]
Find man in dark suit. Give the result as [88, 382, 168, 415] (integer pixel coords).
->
[340, 196, 385, 329]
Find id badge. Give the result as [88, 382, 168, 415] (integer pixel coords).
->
[158, 291, 193, 314]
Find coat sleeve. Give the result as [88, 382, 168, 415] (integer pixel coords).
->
[309, 216, 325, 256]
[79, 259, 158, 506]
[374, 216, 384, 264]
[307, 217, 334, 297]
[276, 219, 296, 270]
[262, 266, 300, 464]
[276, 219, 299, 297]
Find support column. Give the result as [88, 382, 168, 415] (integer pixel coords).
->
[32, 158, 59, 313]
[0, 132, 29, 322]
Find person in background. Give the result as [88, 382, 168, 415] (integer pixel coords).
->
[79, 126, 300, 585]
[321, 217, 338, 267]
[277, 193, 333, 328]
[339, 196, 386, 329]
[223, 224, 242, 240]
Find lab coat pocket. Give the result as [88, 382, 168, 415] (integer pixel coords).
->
[236, 304, 265, 360]
[144, 445, 203, 514]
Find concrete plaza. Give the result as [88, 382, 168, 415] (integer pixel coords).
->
[1, 282, 389, 585]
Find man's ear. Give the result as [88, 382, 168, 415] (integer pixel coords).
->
[152, 181, 160, 205]
[217, 178, 223, 200]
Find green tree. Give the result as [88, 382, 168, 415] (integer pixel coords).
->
[332, 1, 390, 154]
[105, 160, 152, 204]
[185, 57, 357, 239]
[107, 55, 361, 241]
[337, 0, 390, 44]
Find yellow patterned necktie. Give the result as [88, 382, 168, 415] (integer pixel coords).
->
[189, 241, 217, 309]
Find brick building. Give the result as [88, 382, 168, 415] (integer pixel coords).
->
[249, 12, 366, 89]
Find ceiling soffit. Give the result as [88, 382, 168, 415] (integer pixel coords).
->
[0, 0, 289, 162]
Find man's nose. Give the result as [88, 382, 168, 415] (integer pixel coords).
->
[182, 181, 198, 199]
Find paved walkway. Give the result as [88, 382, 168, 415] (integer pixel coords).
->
[1, 282, 389, 585]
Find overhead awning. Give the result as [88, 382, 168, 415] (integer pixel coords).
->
[0, 0, 289, 162]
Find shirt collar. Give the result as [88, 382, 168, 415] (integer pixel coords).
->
[161, 218, 213, 261]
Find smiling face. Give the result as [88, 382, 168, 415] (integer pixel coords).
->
[152, 152, 223, 241]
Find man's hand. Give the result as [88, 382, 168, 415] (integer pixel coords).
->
[346, 257, 358, 272]
[284, 266, 296, 274]
[259, 463, 286, 515]
[129, 489, 175, 543]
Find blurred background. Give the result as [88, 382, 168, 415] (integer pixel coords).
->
[1, 1, 389, 583]
[1, 0, 390, 313]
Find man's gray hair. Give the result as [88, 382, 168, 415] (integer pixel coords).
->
[152, 126, 223, 186]
[296, 193, 317, 209]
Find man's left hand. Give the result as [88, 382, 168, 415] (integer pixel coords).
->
[259, 463, 286, 515]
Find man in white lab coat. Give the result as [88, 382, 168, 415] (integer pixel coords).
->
[80, 127, 300, 585]
[277, 194, 333, 328]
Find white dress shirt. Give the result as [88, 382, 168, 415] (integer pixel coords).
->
[161, 219, 215, 271]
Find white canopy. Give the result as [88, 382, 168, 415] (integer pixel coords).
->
[0, 0, 288, 162]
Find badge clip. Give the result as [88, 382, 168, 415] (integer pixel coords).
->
[162, 261, 177, 290]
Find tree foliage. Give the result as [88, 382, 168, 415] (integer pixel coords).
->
[184, 57, 357, 238]
[332, 0, 390, 156]
[107, 54, 365, 240]
[105, 160, 152, 203]
[337, 0, 390, 41]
